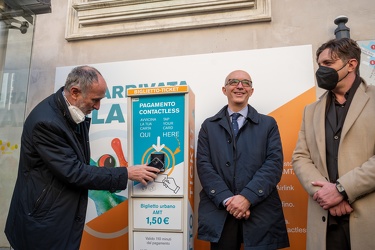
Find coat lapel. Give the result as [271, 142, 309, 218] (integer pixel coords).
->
[314, 93, 328, 174]
[341, 82, 369, 139]
[218, 116, 232, 136]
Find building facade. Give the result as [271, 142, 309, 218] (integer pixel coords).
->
[1, 0, 375, 248]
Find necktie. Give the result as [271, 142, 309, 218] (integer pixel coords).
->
[232, 113, 241, 136]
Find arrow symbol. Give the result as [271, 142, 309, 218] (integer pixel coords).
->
[152, 136, 165, 152]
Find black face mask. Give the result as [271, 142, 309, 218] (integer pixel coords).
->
[315, 63, 348, 91]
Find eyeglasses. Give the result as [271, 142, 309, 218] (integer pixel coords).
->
[226, 79, 252, 87]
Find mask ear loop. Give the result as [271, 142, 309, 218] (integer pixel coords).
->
[62, 91, 72, 106]
[346, 59, 359, 75]
[62, 91, 85, 124]
[337, 61, 349, 83]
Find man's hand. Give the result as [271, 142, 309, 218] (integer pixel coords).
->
[127, 164, 160, 185]
[329, 200, 353, 216]
[243, 209, 251, 220]
[225, 195, 251, 220]
[312, 181, 343, 209]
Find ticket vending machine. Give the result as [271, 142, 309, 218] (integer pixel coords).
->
[127, 86, 195, 250]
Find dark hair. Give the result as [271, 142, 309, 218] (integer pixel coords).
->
[316, 38, 361, 74]
[64, 65, 103, 95]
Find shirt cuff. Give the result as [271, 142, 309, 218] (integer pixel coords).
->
[223, 197, 232, 207]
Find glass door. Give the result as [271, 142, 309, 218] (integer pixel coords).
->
[0, 8, 34, 247]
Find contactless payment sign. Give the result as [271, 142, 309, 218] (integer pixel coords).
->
[132, 94, 185, 196]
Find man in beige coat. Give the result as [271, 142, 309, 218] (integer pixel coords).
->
[293, 38, 375, 250]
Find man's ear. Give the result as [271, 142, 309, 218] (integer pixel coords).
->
[348, 59, 358, 73]
[70, 86, 81, 99]
[222, 86, 227, 95]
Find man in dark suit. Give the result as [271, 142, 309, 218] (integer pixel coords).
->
[5, 65, 159, 250]
[197, 69, 289, 250]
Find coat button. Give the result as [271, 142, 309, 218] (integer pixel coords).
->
[322, 216, 326, 222]
[258, 190, 263, 194]
[334, 136, 339, 140]
[225, 162, 230, 167]
[210, 189, 216, 194]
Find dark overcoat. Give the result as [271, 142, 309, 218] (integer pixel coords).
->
[197, 105, 289, 250]
[5, 87, 128, 250]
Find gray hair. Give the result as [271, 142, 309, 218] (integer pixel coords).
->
[64, 65, 102, 95]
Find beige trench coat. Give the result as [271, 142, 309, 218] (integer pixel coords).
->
[292, 81, 375, 250]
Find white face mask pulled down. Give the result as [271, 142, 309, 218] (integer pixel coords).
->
[62, 91, 85, 124]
